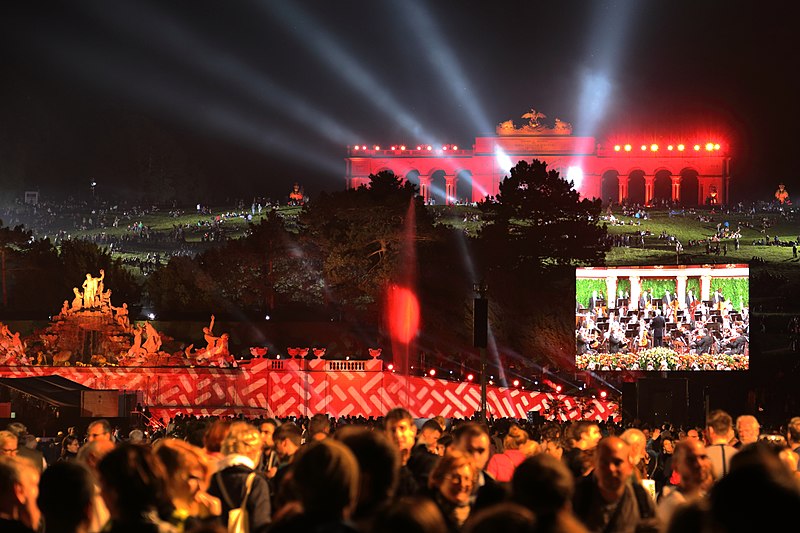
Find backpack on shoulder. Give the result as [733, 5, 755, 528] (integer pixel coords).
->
[216, 471, 256, 533]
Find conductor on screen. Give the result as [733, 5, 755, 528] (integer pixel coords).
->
[650, 309, 666, 347]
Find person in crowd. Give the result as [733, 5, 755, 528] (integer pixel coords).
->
[733, 415, 760, 449]
[60, 435, 81, 462]
[408, 419, 443, 488]
[270, 439, 360, 533]
[76, 439, 115, 532]
[563, 421, 602, 480]
[572, 436, 660, 533]
[427, 449, 478, 532]
[461, 502, 536, 533]
[620, 428, 649, 482]
[486, 423, 529, 482]
[256, 418, 279, 479]
[512, 453, 589, 533]
[452, 422, 506, 512]
[651, 435, 675, 494]
[0, 455, 41, 533]
[271, 420, 303, 509]
[37, 461, 95, 533]
[305, 413, 331, 442]
[707, 442, 800, 533]
[384, 408, 420, 497]
[6, 424, 45, 472]
[206, 422, 271, 533]
[86, 420, 113, 444]
[336, 426, 399, 531]
[787, 416, 800, 470]
[0, 430, 18, 457]
[154, 438, 221, 530]
[657, 438, 714, 526]
[127, 430, 145, 445]
[705, 410, 738, 479]
[96, 443, 175, 533]
[202, 420, 231, 468]
[370, 496, 448, 533]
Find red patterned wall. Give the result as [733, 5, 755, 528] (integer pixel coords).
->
[0, 359, 618, 422]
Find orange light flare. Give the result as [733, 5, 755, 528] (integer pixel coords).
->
[386, 284, 420, 344]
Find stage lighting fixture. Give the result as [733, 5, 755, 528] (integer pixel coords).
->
[641, 145, 647, 151]
[354, 145, 360, 151]
[624, 144, 632, 152]
[429, 369, 436, 376]
[705, 143, 714, 151]
[513, 379, 520, 387]
[567, 166, 584, 189]
[442, 146, 448, 150]
[417, 145, 422, 150]
[714, 143, 720, 150]
[374, 145, 380, 150]
[401, 145, 406, 150]
[362, 145, 367, 150]
[453, 145, 458, 150]
[427, 145, 432, 151]
[668, 145, 674, 151]
[467, 374, 474, 381]
[391, 145, 396, 150]
[694, 145, 701, 151]
[600, 391, 608, 398]
[387, 364, 394, 370]
[678, 144, 685, 151]
[556, 385, 562, 392]
[651, 144, 658, 151]
[614, 145, 621, 151]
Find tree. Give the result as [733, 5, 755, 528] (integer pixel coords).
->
[299, 171, 434, 309]
[478, 159, 609, 272]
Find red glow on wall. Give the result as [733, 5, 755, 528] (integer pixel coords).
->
[387, 284, 420, 344]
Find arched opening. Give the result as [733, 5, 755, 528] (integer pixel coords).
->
[405, 170, 421, 195]
[653, 170, 672, 206]
[601, 170, 620, 205]
[627, 170, 646, 205]
[429, 170, 447, 205]
[680, 169, 700, 206]
[455, 170, 473, 204]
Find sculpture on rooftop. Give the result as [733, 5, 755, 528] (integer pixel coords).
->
[496, 108, 573, 136]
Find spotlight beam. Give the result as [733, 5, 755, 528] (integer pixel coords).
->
[41, 34, 341, 175]
[80, 1, 361, 146]
[395, 0, 494, 134]
[257, 2, 438, 143]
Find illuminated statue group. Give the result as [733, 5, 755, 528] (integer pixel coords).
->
[775, 183, 790, 204]
[0, 272, 234, 368]
[496, 108, 573, 136]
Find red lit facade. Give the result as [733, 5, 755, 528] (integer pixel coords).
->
[345, 134, 731, 205]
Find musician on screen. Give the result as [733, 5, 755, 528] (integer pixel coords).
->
[650, 309, 667, 347]
[685, 289, 697, 308]
[712, 288, 725, 306]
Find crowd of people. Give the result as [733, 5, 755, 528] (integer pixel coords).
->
[2, 407, 800, 533]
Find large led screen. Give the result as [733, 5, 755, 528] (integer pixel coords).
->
[575, 264, 749, 371]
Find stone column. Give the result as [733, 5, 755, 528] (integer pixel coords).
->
[676, 275, 688, 308]
[419, 177, 432, 204]
[700, 274, 712, 301]
[605, 276, 618, 310]
[630, 276, 641, 310]
[445, 175, 456, 205]
[618, 175, 629, 204]
[644, 175, 655, 205]
[671, 175, 682, 203]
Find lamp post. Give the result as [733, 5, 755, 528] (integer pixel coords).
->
[90, 179, 97, 201]
[473, 281, 488, 421]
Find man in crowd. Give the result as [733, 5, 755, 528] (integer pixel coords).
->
[384, 407, 419, 497]
[573, 436, 660, 532]
[734, 415, 760, 449]
[564, 421, 602, 480]
[6, 424, 44, 472]
[0, 455, 41, 533]
[306, 413, 330, 442]
[705, 409, 738, 479]
[453, 421, 506, 511]
[786, 416, 800, 470]
[257, 418, 279, 479]
[86, 420, 113, 443]
[407, 418, 442, 488]
[657, 438, 714, 526]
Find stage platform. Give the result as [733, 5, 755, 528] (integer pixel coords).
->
[0, 358, 618, 422]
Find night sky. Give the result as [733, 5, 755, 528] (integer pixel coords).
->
[0, 0, 793, 203]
